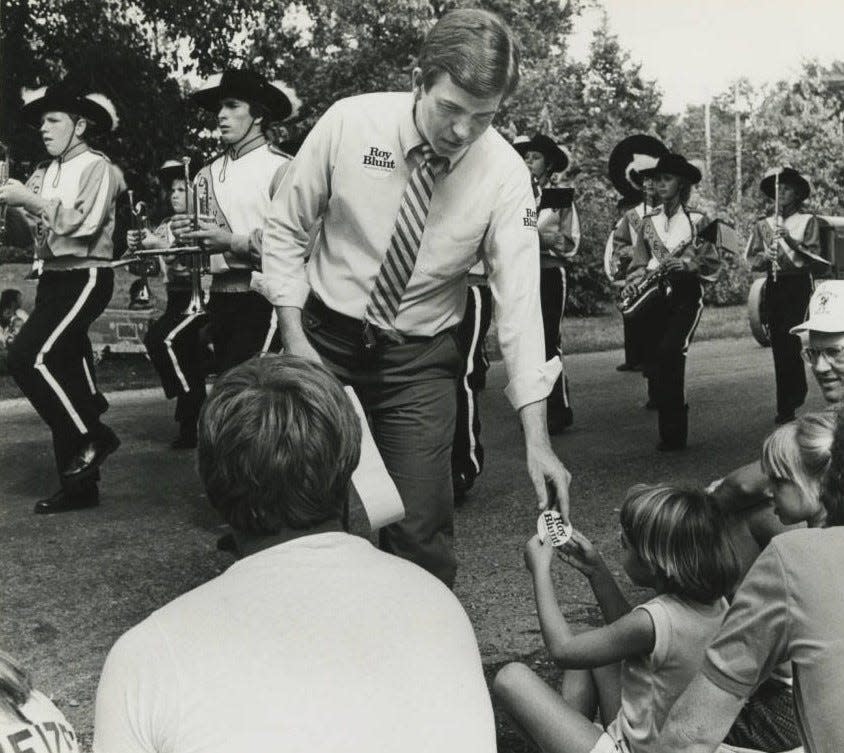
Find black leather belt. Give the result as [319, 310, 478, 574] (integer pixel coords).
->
[304, 294, 434, 352]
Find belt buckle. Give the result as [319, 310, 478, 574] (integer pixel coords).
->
[362, 321, 378, 353]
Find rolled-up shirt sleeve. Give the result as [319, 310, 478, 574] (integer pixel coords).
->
[484, 170, 561, 410]
[702, 541, 790, 698]
[261, 107, 338, 308]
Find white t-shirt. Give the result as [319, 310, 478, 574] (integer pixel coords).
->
[612, 593, 728, 753]
[0, 690, 80, 752]
[93, 532, 495, 753]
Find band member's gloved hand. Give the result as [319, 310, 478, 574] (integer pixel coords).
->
[0, 179, 37, 209]
[621, 282, 638, 299]
[660, 257, 685, 273]
[763, 244, 779, 261]
[126, 229, 145, 252]
[169, 213, 192, 243]
[181, 217, 233, 254]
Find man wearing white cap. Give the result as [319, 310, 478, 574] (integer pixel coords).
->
[0, 77, 125, 514]
[790, 279, 844, 405]
[712, 279, 844, 509]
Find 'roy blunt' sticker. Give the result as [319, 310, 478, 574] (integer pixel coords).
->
[537, 510, 573, 547]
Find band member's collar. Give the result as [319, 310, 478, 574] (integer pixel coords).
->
[227, 133, 266, 160]
[58, 141, 89, 163]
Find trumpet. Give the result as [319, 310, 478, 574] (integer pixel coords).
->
[183, 157, 209, 316]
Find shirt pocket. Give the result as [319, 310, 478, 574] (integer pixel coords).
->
[416, 222, 487, 281]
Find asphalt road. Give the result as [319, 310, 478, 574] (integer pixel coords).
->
[0, 336, 828, 750]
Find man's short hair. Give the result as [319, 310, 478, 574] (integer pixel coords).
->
[197, 355, 362, 535]
[418, 8, 520, 99]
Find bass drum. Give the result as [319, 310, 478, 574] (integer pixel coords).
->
[747, 277, 770, 347]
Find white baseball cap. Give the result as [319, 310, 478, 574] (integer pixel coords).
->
[790, 280, 844, 334]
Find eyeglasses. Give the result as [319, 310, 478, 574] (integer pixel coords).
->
[801, 346, 844, 365]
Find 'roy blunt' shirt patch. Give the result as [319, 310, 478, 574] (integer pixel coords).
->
[362, 146, 396, 172]
[523, 207, 538, 228]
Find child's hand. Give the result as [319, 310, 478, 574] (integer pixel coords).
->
[557, 529, 601, 577]
[524, 534, 554, 576]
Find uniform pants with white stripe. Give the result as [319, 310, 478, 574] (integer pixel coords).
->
[766, 273, 812, 418]
[206, 290, 280, 375]
[639, 274, 704, 447]
[143, 288, 208, 430]
[540, 265, 573, 426]
[452, 284, 493, 485]
[8, 267, 113, 482]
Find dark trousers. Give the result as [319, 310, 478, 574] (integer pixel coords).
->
[452, 284, 493, 484]
[303, 295, 461, 587]
[639, 275, 704, 448]
[143, 288, 208, 430]
[540, 266, 572, 426]
[766, 274, 812, 417]
[8, 267, 114, 485]
[207, 290, 280, 375]
[622, 315, 645, 368]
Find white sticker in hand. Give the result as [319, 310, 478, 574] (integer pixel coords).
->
[537, 510, 573, 547]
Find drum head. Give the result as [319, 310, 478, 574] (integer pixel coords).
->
[747, 277, 771, 347]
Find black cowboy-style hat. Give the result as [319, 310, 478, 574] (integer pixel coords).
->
[608, 134, 670, 201]
[191, 70, 293, 122]
[513, 133, 570, 174]
[759, 166, 811, 203]
[639, 152, 702, 185]
[20, 78, 118, 133]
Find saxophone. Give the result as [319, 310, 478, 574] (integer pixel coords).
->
[618, 215, 698, 317]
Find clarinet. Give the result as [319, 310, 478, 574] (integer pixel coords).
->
[0, 143, 9, 246]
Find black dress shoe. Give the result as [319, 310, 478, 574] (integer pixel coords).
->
[643, 400, 658, 410]
[216, 532, 238, 553]
[774, 412, 796, 425]
[171, 433, 197, 450]
[62, 426, 121, 482]
[452, 470, 475, 504]
[616, 363, 642, 372]
[34, 487, 99, 515]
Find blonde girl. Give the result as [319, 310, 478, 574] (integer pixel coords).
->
[494, 484, 739, 753]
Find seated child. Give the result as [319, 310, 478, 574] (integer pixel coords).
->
[0, 288, 27, 348]
[0, 649, 80, 752]
[494, 484, 740, 753]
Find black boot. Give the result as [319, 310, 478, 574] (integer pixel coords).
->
[657, 404, 688, 451]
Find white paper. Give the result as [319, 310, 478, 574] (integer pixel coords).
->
[346, 386, 405, 530]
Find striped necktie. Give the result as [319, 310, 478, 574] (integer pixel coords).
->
[364, 144, 446, 330]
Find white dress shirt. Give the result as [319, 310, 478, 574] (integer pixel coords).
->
[261, 91, 559, 409]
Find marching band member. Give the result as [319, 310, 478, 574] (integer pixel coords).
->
[451, 258, 493, 502]
[171, 69, 293, 374]
[624, 153, 720, 450]
[129, 160, 208, 449]
[605, 134, 668, 375]
[745, 167, 829, 424]
[515, 134, 579, 434]
[0, 78, 125, 513]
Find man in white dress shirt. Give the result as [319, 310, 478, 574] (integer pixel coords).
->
[261, 8, 571, 586]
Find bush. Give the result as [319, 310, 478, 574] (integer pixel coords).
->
[703, 251, 752, 307]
